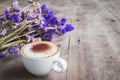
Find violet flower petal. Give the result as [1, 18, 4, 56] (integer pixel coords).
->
[26, 35, 33, 43]
[0, 28, 7, 36]
[8, 46, 19, 55]
[28, 0, 34, 3]
[8, 46, 14, 54]
[0, 53, 5, 58]
[12, 5, 22, 11]
[60, 18, 67, 26]
[18, 45, 22, 50]
[12, 0, 19, 6]
[32, 37, 41, 42]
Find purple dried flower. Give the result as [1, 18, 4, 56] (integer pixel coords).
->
[0, 28, 7, 36]
[26, 11, 38, 20]
[0, 53, 5, 58]
[60, 18, 67, 26]
[29, 26, 34, 31]
[55, 29, 62, 35]
[12, 5, 21, 12]
[61, 24, 74, 34]
[35, 9, 41, 15]
[11, 13, 21, 23]
[41, 6, 60, 27]
[34, 19, 40, 24]
[0, 18, 6, 26]
[13, 48, 19, 55]
[26, 35, 34, 43]
[5, 7, 10, 20]
[26, 14, 32, 20]
[46, 16, 59, 27]
[39, 32, 53, 41]
[29, 23, 38, 31]
[5, 7, 10, 14]
[65, 24, 74, 31]
[57, 21, 61, 26]
[44, 11, 54, 20]
[43, 19, 48, 26]
[28, 0, 34, 3]
[32, 37, 41, 42]
[33, 2, 41, 10]
[12, 0, 19, 6]
[41, 4, 47, 10]
[41, 4, 47, 14]
[7, 46, 14, 54]
[46, 33, 53, 41]
[47, 29, 55, 33]
[18, 45, 22, 50]
[51, 17, 58, 26]
[7, 46, 19, 55]
[21, 12, 25, 21]
[38, 19, 46, 30]
[13, 25, 17, 29]
[36, 14, 41, 19]
[13, 23, 19, 29]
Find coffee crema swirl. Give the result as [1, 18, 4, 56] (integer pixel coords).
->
[21, 41, 59, 59]
[31, 43, 51, 53]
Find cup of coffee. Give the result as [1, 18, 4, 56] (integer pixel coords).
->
[21, 41, 67, 76]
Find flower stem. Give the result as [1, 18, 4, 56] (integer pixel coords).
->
[1, 40, 26, 49]
[3, 30, 35, 44]
[0, 21, 30, 41]
[0, 22, 30, 46]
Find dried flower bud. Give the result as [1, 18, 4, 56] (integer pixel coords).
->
[0, 28, 7, 36]
[32, 37, 41, 42]
[28, 0, 34, 3]
[0, 53, 5, 58]
[12, 0, 19, 6]
[33, 2, 41, 10]
[12, 5, 21, 12]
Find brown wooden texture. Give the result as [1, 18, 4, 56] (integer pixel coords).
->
[1, 0, 120, 80]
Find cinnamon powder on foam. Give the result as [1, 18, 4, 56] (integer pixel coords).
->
[31, 43, 51, 53]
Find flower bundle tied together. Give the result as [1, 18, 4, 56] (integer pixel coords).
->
[0, 0, 74, 57]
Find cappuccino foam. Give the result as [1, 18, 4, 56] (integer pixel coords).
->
[22, 41, 59, 59]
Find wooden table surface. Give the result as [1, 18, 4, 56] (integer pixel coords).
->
[1, 0, 120, 80]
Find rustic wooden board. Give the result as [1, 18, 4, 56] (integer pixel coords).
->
[93, 0, 120, 22]
[1, 0, 120, 80]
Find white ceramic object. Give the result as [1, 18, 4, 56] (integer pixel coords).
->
[21, 45, 67, 76]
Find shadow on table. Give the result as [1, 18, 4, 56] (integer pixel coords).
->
[1, 66, 48, 80]
[0, 56, 48, 80]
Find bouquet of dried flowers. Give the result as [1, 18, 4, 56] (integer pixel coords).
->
[0, 0, 74, 57]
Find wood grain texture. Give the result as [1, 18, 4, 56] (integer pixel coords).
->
[1, 0, 120, 80]
[93, 0, 120, 22]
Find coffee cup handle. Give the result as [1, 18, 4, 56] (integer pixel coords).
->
[52, 58, 67, 73]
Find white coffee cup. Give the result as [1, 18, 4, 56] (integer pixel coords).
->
[21, 41, 67, 76]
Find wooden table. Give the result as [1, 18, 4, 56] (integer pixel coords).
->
[1, 0, 120, 80]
